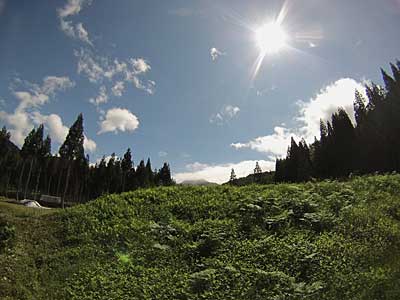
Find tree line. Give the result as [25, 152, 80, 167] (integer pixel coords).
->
[275, 61, 400, 182]
[0, 113, 174, 206]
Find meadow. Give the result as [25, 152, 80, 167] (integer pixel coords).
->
[1, 174, 400, 299]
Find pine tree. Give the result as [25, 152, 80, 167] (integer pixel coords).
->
[146, 158, 154, 186]
[136, 160, 147, 188]
[254, 162, 262, 174]
[121, 148, 132, 192]
[229, 168, 237, 182]
[159, 163, 173, 186]
[59, 113, 85, 207]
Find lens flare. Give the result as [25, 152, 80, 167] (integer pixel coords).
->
[255, 22, 288, 55]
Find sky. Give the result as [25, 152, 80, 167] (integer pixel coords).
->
[0, 0, 400, 184]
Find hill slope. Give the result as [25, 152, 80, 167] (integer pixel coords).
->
[1, 175, 400, 299]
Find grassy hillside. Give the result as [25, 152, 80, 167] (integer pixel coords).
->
[1, 175, 400, 299]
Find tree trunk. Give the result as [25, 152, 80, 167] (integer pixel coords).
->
[47, 175, 53, 195]
[34, 166, 42, 201]
[62, 162, 71, 209]
[17, 160, 26, 201]
[24, 158, 35, 199]
[5, 175, 10, 198]
[56, 163, 64, 197]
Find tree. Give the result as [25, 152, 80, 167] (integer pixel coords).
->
[34, 134, 51, 200]
[59, 113, 85, 208]
[146, 158, 154, 187]
[158, 163, 173, 186]
[254, 162, 262, 174]
[121, 148, 132, 192]
[229, 168, 237, 182]
[136, 160, 147, 188]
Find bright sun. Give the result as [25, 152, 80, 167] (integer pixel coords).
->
[256, 22, 288, 55]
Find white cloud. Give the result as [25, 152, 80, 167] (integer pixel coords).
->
[174, 160, 275, 184]
[158, 151, 168, 158]
[130, 58, 151, 74]
[41, 76, 75, 95]
[75, 23, 92, 45]
[210, 47, 225, 61]
[98, 108, 140, 134]
[297, 78, 365, 139]
[57, 0, 91, 18]
[14, 92, 49, 112]
[0, 110, 32, 146]
[75, 49, 105, 83]
[0, 76, 76, 147]
[210, 105, 240, 125]
[231, 126, 300, 158]
[74, 49, 155, 94]
[111, 81, 125, 97]
[31, 112, 97, 153]
[32, 112, 68, 144]
[84, 135, 97, 152]
[90, 86, 108, 106]
[58, 0, 93, 45]
[12, 76, 74, 112]
[231, 78, 366, 157]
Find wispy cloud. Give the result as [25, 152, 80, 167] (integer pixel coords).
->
[111, 81, 125, 97]
[158, 151, 168, 158]
[75, 49, 155, 95]
[98, 108, 140, 134]
[57, 0, 93, 45]
[57, 0, 91, 18]
[90, 86, 108, 106]
[0, 76, 90, 149]
[210, 47, 225, 61]
[210, 105, 240, 125]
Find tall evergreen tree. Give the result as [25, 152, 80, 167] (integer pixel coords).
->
[159, 163, 173, 186]
[230, 168, 237, 182]
[121, 148, 132, 192]
[59, 113, 85, 207]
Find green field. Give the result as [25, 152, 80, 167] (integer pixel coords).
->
[1, 175, 400, 299]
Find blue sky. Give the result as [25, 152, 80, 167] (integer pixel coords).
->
[0, 0, 400, 183]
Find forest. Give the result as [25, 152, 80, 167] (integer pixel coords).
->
[1, 61, 400, 204]
[0, 114, 173, 206]
[275, 61, 400, 183]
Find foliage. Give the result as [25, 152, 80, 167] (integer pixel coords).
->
[1, 175, 400, 299]
[276, 61, 400, 183]
[0, 115, 173, 204]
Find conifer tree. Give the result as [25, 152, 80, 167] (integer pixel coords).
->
[146, 158, 154, 186]
[159, 163, 173, 186]
[59, 113, 85, 207]
[121, 148, 132, 192]
[136, 160, 147, 188]
[230, 168, 237, 182]
[254, 162, 262, 174]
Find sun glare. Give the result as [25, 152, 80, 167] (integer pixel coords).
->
[256, 22, 288, 55]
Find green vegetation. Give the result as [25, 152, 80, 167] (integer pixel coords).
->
[276, 61, 400, 183]
[0, 114, 174, 205]
[1, 175, 400, 299]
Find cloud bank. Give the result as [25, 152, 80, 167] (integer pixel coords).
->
[174, 160, 275, 184]
[232, 78, 366, 158]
